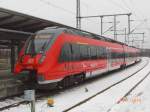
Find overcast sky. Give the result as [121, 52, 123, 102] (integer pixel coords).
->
[0, 0, 150, 48]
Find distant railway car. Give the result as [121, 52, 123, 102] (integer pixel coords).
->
[14, 26, 140, 88]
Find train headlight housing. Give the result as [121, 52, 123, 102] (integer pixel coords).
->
[39, 55, 46, 64]
[38, 74, 45, 81]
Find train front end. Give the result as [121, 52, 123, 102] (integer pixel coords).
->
[14, 28, 60, 85]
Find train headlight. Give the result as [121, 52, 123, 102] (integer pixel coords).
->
[19, 55, 24, 63]
[39, 55, 46, 64]
[38, 74, 45, 81]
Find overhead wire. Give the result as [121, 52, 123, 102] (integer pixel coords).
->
[106, 0, 130, 12]
[39, 0, 149, 48]
[37, 0, 150, 41]
[39, 0, 76, 16]
[106, 0, 148, 47]
[130, 0, 145, 18]
[127, 0, 149, 48]
[130, 20, 147, 33]
[120, 0, 132, 11]
[119, 0, 149, 35]
[105, 0, 130, 33]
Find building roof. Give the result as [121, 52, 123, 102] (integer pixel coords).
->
[0, 7, 67, 47]
[0, 7, 65, 33]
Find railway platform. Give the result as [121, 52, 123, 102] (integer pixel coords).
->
[0, 70, 29, 99]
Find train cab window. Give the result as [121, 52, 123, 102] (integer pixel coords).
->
[25, 34, 54, 55]
[59, 43, 72, 62]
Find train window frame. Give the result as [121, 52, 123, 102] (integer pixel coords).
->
[90, 46, 97, 59]
[59, 43, 108, 62]
[79, 45, 88, 60]
[59, 43, 72, 62]
[71, 43, 80, 61]
[101, 47, 106, 59]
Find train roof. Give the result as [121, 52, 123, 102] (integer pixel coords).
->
[41, 26, 127, 46]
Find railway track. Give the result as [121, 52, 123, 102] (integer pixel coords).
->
[0, 59, 148, 111]
[62, 59, 149, 112]
[106, 69, 150, 112]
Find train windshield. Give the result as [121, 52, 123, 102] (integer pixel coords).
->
[25, 33, 54, 55]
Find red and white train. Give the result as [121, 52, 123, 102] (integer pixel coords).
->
[14, 26, 140, 88]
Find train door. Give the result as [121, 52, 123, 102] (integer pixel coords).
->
[106, 47, 111, 71]
[60, 43, 72, 74]
[67, 44, 72, 73]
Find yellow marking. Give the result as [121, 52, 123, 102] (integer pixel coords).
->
[77, 42, 88, 45]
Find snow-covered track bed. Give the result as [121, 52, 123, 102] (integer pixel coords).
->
[1, 57, 149, 112]
[107, 67, 150, 112]
[63, 59, 150, 112]
[64, 59, 150, 112]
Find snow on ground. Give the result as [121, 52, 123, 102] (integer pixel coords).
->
[1, 57, 148, 112]
[110, 59, 150, 112]
[69, 57, 150, 112]
[0, 97, 24, 108]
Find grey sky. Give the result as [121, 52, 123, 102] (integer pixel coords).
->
[0, 0, 150, 48]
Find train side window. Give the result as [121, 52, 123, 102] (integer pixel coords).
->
[97, 47, 103, 59]
[96, 47, 100, 59]
[79, 45, 83, 60]
[79, 45, 88, 60]
[90, 46, 97, 59]
[88, 46, 91, 59]
[84, 45, 89, 60]
[90, 46, 93, 59]
[110, 51, 113, 59]
[125, 53, 128, 57]
[119, 53, 121, 58]
[59, 43, 72, 62]
[111, 52, 114, 59]
[117, 52, 120, 58]
[116, 52, 119, 58]
[121, 52, 124, 58]
[111, 52, 116, 59]
[71, 44, 80, 61]
[101, 47, 106, 59]
[102, 47, 105, 59]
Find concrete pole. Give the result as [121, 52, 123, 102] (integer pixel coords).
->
[128, 14, 131, 34]
[100, 16, 103, 35]
[127, 14, 131, 45]
[114, 16, 117, 40]
[132, 39, 134, 46]
[124, 28, 127, 43]
[142, 33, 145, 49]
[76, 0, 81, 29]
